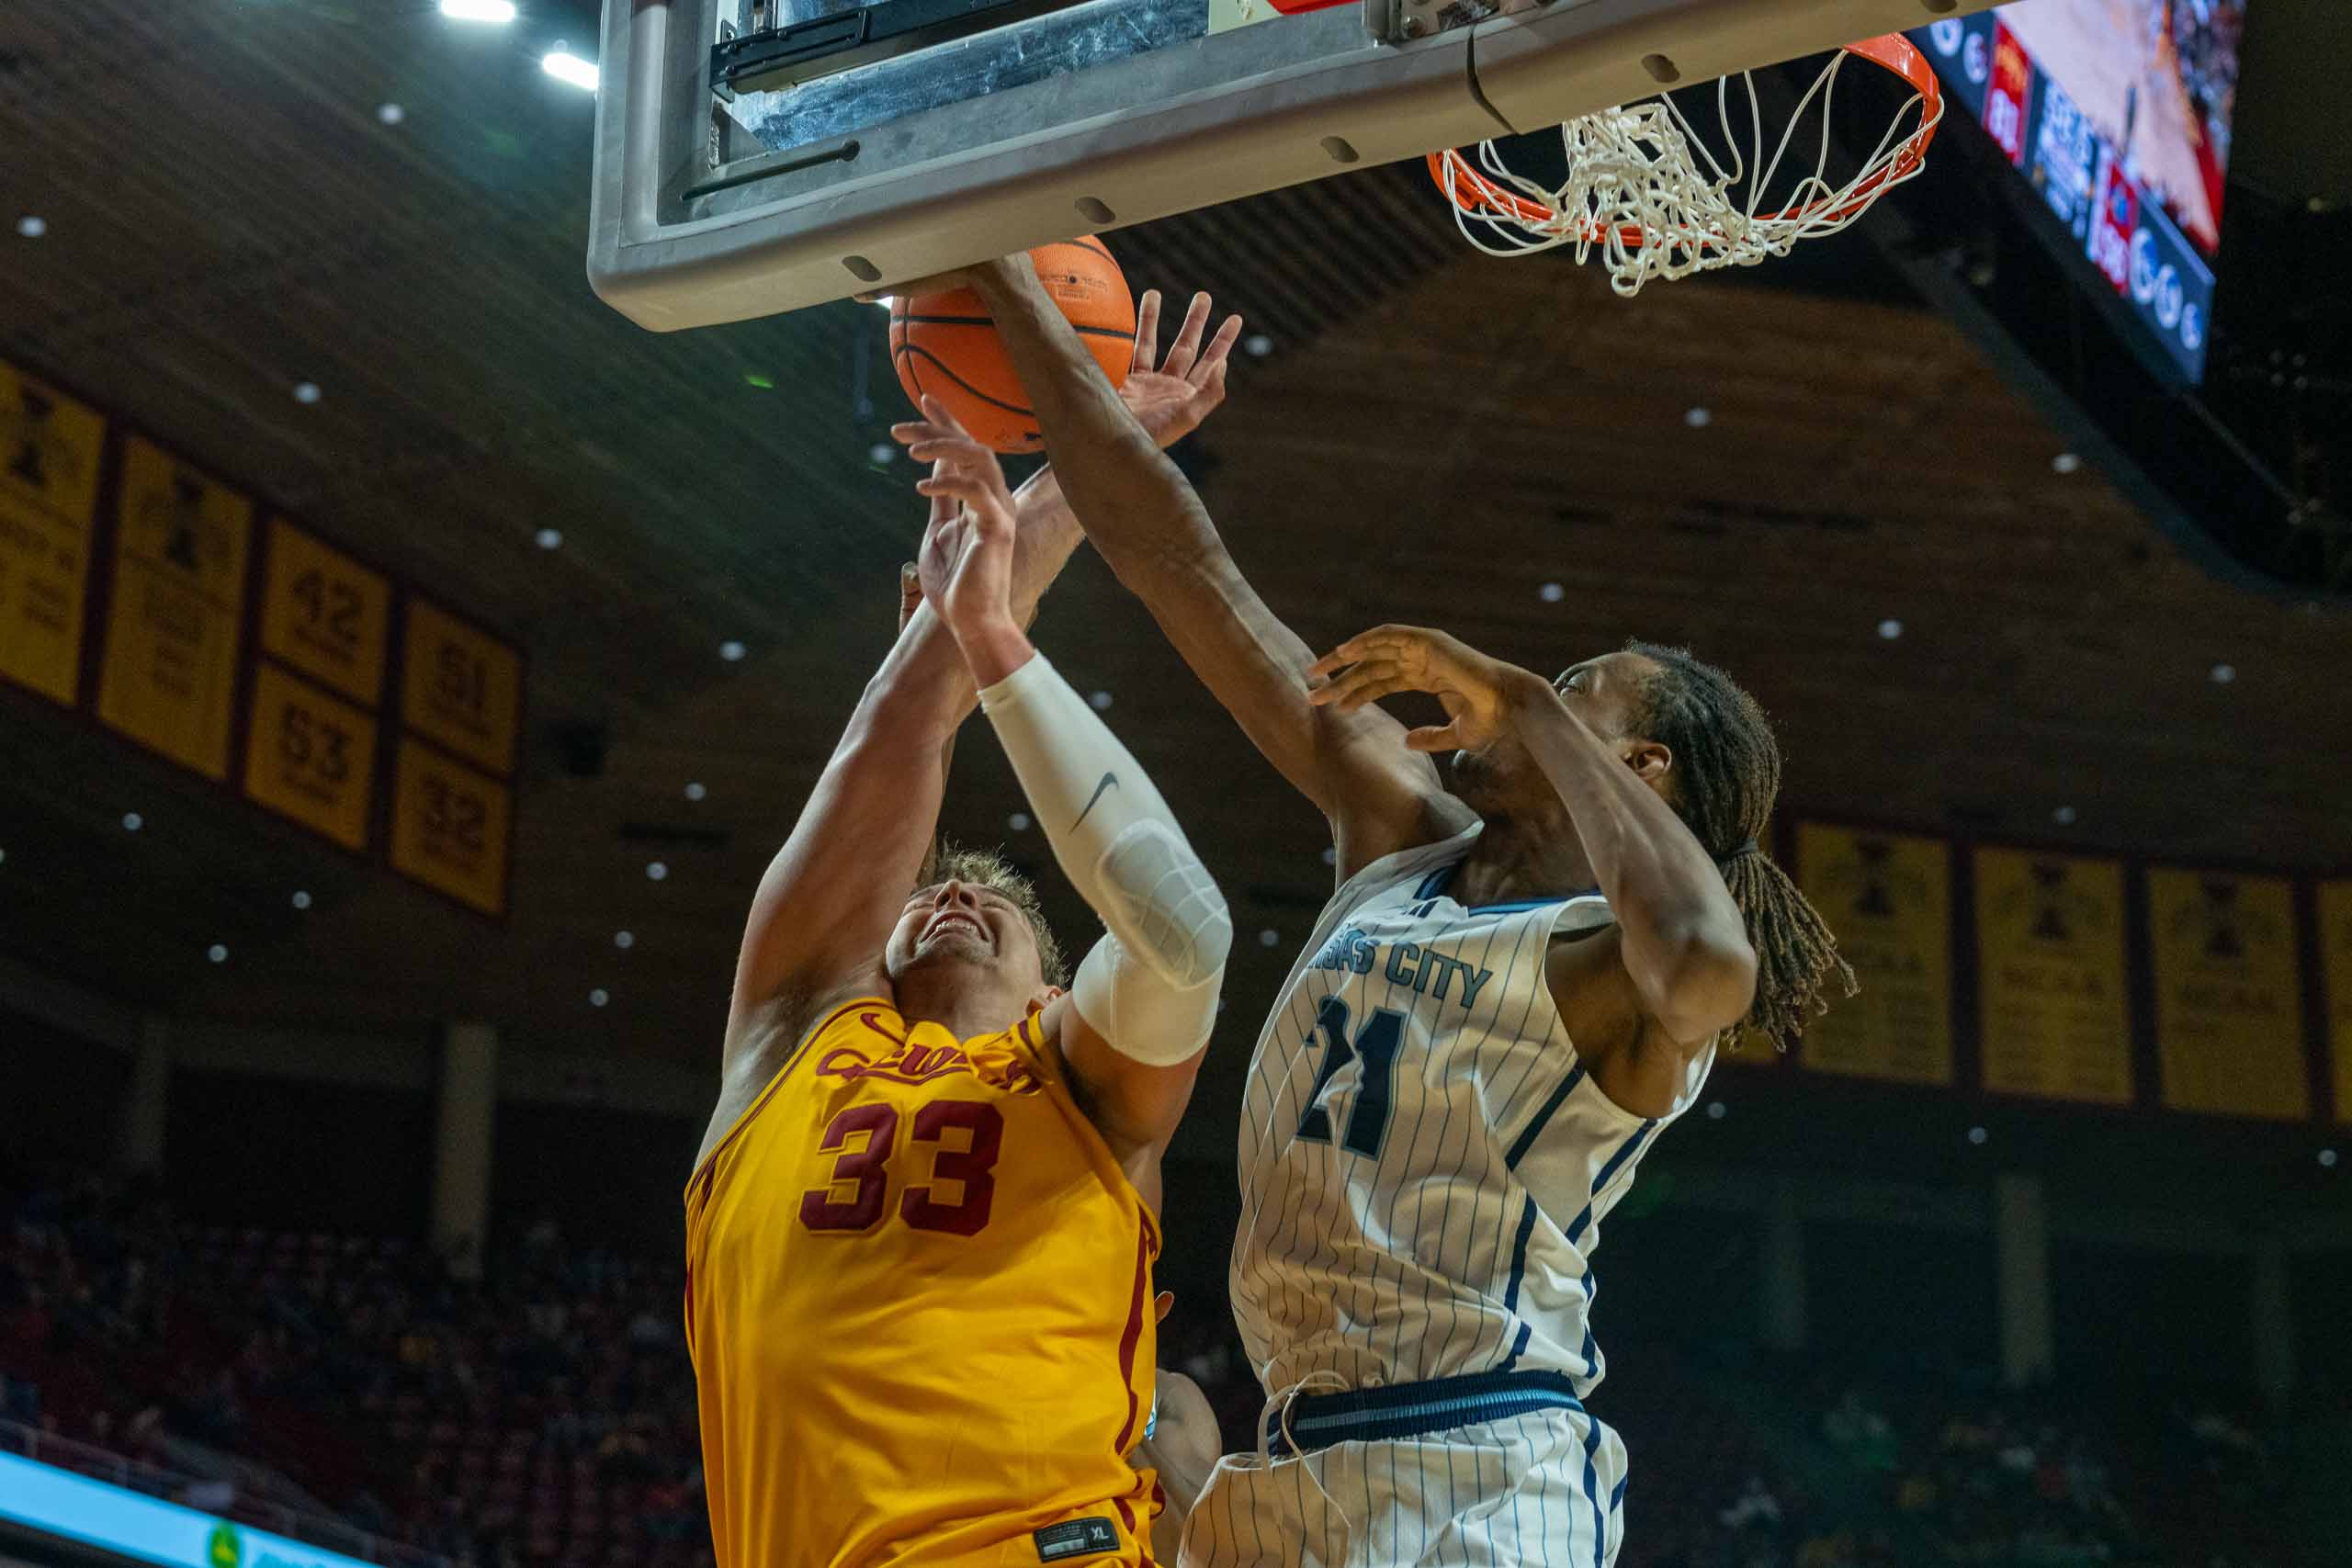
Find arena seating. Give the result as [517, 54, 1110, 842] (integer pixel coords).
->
[1, 1172, 2323, 1568]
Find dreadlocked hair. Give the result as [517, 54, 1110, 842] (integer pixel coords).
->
[916, 839, 1069, 988]
[1623, 640, 1857, 1053]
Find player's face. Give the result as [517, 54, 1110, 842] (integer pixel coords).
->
[885, 879, 1046, 994]
[1450, 651, 1661, 807]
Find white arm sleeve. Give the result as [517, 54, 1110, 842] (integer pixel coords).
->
[978, 652, 1230, 1065]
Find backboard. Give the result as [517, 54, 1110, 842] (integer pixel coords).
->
[588, 0, 1998, 330]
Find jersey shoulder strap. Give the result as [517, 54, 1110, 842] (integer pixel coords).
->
[1326, 823, 1484, 925]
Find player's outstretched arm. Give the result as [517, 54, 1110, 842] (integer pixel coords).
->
[948, 259, 1476, 880]
[718, 445, 1085, 1096]
[1311, 625, 1757, 1050]
[916, 413, 1232, 1179]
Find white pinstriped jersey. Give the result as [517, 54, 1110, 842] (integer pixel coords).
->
[1232, 824, 1714, 1401]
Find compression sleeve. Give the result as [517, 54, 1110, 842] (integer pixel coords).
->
[978, 652, 1230, 1063]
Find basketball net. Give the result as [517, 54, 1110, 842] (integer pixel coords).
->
[1427, 35, 1943, 296]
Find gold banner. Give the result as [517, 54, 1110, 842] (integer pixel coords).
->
[1796, 824, 1953, 1085]
[0, 364, 106, 705]
[1974, 848, 2132, 1105]
[400, 599, 520, 775]
[259, 519, 390, 707]
[242, 661, 380, 852]
[2321, 882, 2352, 1125]
[389, 739, 512, 916]
[2147, 868, 2308, 1121]
[95, 438, 252, 780]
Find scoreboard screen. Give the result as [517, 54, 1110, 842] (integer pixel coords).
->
[1913, 1, 2246, 382]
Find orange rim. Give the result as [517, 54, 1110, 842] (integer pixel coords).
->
[1427, 33, 1943, 244]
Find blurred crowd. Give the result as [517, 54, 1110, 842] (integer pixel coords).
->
[3, 1172, 707, 1568]
[0, 1170, 2323, 1568]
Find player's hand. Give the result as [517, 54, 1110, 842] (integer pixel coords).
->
[1122, 289, 1244, 448]
[911, 399, 1023, 659]
[1306, 624, 1544, 753]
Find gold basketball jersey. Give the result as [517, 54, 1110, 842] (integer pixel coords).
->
[686, 998, 1161, 1568]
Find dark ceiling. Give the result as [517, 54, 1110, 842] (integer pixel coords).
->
[2, 0, 2347, 1127]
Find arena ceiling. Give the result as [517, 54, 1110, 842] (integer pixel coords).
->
[1, 0, 2347, 1098]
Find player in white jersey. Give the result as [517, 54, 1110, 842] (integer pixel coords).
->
[900, 255, 1858, 1568]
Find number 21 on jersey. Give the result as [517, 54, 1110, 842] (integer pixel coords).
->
[1295, 996, 1407, 1158]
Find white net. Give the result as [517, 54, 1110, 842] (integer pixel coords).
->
[1430, 39, 1943, 296]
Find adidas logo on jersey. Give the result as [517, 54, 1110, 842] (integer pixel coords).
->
[1306, 925, 1494, 1009]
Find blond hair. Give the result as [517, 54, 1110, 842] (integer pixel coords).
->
[917, 840, 1069, 987]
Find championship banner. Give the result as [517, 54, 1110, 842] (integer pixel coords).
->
[1974, 847, 2132, 1105]
[259, 517, 390, 707]
[400, 597, 521, 776]
[2146, 867, 2309, 1121]
[242, 661, 381, 852]
[2321, 881, 2352, 1124]
[95, 437, 253, 781]
[1796, 824, 1953, 1085]
[389, 738, 512, 916]
[0, 362, 106, 705]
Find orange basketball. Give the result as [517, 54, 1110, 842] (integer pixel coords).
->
[890, 238, 1133, 455]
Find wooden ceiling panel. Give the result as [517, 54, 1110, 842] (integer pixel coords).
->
[1, 0, 2345, 1073]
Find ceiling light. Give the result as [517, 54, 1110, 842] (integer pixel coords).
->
[291, 382, 322, 405]
[291, 890, 312, 909]
[1089, 690, 1113, 711]
[589, 987, 610, 1008]
[867, 443, 896, 466]
[1684, 406, 1713, 428]
[1966, 1125, 1988, 1145]
[377, 103, 405, 126]
[1877, 618, 1904, 640]
[122, 811, 144, 832]
[1320, 845, 1337, 866]
[1538, 582, 1565, 604]
[1008, 812, 1032, 831]
[534, 527, 562, 549]
[2052, 452, 2082, 474]
[207, 944, 229, 964]
[684, 782, 707, 802]
[439, 0, 516, 22]
[2210, 662, 2235, 684]
[2052, 806, 2077, 825]
[719, 639, 746, 662]
[614, 931, 634, 950]
[1258, 929, 1280, 947]
[16, 216, 46, 239]
[2321, 1149, 2338, 1169]
[541, 50, 599, 90]
[1704, 1100, 1726, 1121]
[1243, 333, 1273, 358]
[646, 861, 669, 881]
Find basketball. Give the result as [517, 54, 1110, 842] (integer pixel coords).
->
[890, 238, 1134, 454]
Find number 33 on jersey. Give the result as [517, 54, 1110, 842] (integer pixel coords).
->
[685, 998, 1163, 1568]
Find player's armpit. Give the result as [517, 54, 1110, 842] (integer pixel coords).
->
[1041, 987, 1208, 1174]
[1546, 925, 1738, 1119]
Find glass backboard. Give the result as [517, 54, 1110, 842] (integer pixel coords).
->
[588, 0, 1998, 329]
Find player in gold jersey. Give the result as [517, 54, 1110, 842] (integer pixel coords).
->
[687, 303, 1240, 1568]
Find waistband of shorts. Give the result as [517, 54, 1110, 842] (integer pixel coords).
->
[1263, 1370, 1585, 1458]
